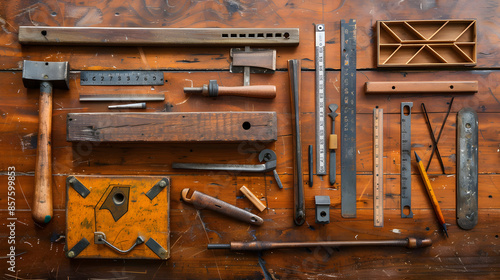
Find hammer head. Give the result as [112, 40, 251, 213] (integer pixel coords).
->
[22, 60, 70, 89]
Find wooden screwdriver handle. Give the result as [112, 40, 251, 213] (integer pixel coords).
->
[33, 82, 53, 224]
[217, 85, 276, 98]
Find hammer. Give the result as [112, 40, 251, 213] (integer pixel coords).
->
[22, 60, 69, 224]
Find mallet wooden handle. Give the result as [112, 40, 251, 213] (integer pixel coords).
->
[33, 82, 53, 224]
[216, 85, 276, 98]
[184, 80, 276, 99]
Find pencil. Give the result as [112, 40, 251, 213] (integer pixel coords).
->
[414, 151, 449, 237]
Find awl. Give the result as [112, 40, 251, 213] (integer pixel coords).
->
[184, 80, 276, 99]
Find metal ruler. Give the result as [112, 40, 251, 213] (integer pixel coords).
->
[400, 102, 413, 218]
[81, 71, 164, 86]
[315, 24, 327, 175]
[340, 19, 357, 218]
[373, 108, 384, 227]
[456, 108, 478, 230]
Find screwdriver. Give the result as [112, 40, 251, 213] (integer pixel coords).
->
[414, 151, 449, 237]
[184, 80, 276, 99]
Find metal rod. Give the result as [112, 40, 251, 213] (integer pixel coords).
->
[108, 103, 146, 109]
[288, 59, 305, 226]
[80, 94, 165, 102]
[308, 145, 313, 187]
[425, 97, 454, 172]
[208, 237, 432, 250]
[421, 103, 446, 174]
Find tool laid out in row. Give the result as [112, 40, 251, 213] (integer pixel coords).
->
[17, 19, 482, 261]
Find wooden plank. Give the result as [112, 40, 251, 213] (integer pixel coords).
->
[365, 81, 478, 94]
[66, 112, 277, 142]
[19, 27, 300, 46]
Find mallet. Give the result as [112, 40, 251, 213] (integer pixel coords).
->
[22, 60, 69, 224]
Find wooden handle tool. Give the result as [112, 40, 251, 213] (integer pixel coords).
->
[184, 80, 276, 99]
[22, 61, 69, 224]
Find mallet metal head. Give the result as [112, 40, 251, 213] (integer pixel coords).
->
[22, 60, 70, 89]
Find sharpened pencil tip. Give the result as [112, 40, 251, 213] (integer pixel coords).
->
[414, 151, 421, 162]
[443, 223, 449, 238]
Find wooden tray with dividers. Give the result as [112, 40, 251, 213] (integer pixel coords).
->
[377, 19, 476, 67]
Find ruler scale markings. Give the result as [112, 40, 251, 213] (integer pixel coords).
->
[81, 71, 164, 86]
[315, 24, 327, 175]
[340, 19, 357, 218]
[373, 108, 384, 227]
[400, 102, 413, 218]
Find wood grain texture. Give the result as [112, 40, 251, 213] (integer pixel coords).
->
[18, 26, 300, 46]
[67, 112, 277, 142]
[0, 0, 499, 278]
[365, 81, 479, 94]
[0, 0, 498, 70]
[32, 84, 53, 224]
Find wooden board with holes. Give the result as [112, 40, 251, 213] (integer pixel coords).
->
[66, 112, 277, 142]
[65, 176, 170, 259]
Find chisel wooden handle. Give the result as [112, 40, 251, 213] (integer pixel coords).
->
[33, 82, 53, 224]
[184, 80, 276, 99]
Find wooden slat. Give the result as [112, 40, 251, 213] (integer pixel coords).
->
[19, 27, 300, 46]
[365, 81, 478, 94]
[66, 112, 277, 142]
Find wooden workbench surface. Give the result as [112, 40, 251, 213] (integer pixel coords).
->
[1, 0, 499, 278]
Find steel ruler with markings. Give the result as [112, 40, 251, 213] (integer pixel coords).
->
[373, 108, 384, 227]
[340, 19, 357, 218]
[400, 102, 413, 218]
[315, 24, 327, 175]
[81, 71, 164, 86]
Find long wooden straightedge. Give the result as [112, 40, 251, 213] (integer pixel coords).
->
[373, 108, 384, 227]
[365, 81, 478, 94]
[19, 27, 299, 46]
[67, 112, 277, 142]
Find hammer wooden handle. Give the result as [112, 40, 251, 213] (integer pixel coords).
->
[33, 82, 53, 224]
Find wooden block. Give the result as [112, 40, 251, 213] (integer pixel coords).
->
[365, 81, 478, 93]
[66, 112, 277, 142]
[240, 185, 266, 212]
[329, 134, 337, 149]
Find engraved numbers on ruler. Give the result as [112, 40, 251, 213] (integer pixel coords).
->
[315, 24, 327, 175]
[374, 108, 384, 227]
[400, 102, 413, 218]
[340, 19, 357, 218]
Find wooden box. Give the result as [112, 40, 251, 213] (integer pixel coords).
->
[377, 19, 476, 67]
[65, 176, 170, 260]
